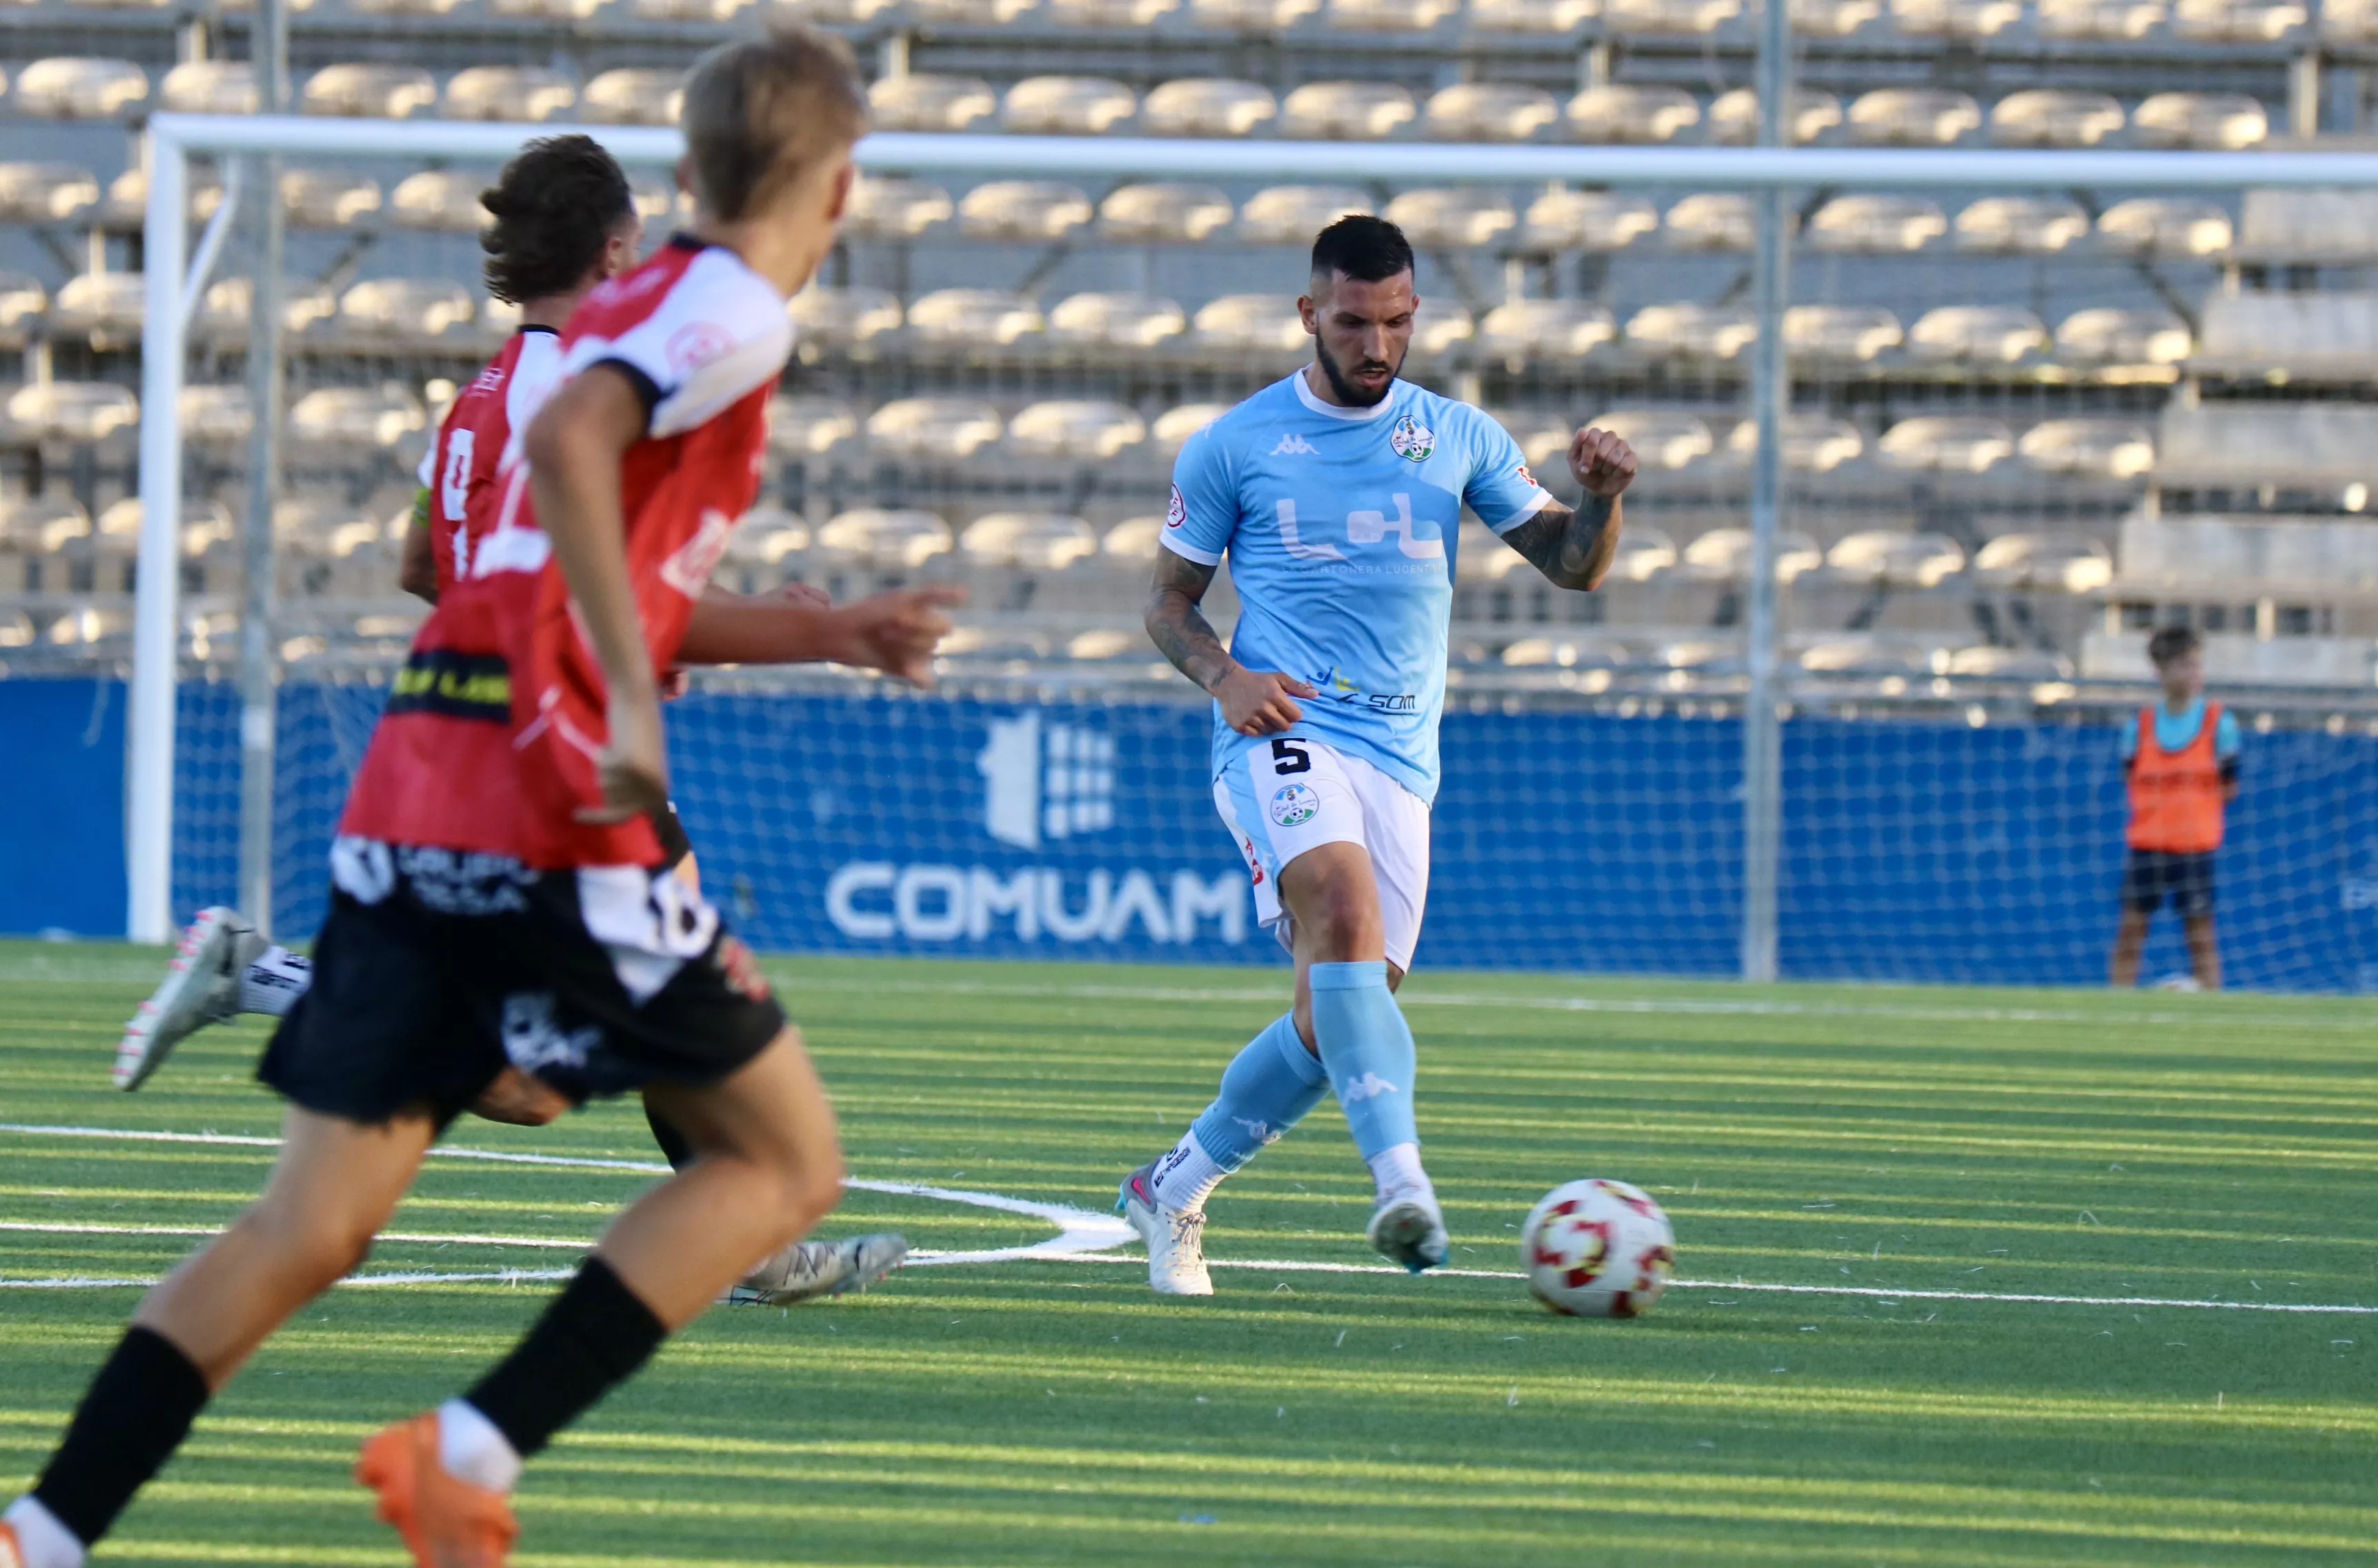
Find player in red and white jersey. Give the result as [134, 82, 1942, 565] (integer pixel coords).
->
[3, 30, 904, 1568]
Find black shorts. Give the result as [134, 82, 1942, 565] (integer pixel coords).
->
[259, 840, 784, 1126]
[2120, 849, 2217, 918]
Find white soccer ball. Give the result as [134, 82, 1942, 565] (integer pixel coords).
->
[1520, 1178, 1676, 1318]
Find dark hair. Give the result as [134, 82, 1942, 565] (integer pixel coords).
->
[1310, 214, 1415, 285]
[2148, 625, 2202, 667]
[479, 135, 635, 305]
[682, 20, 869, 222]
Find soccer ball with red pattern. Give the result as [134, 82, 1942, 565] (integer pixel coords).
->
[1520, 1178, 1675, 1318]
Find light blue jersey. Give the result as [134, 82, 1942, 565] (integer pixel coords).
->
[1165, 372, 1554, 803]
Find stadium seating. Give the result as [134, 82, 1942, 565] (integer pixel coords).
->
[1100, 184, 1235, 244]
[1565, 85, 1701, 142]
[1047, 291, 1189, 346]
[1517, 190, 1660, 250]
[1140, 79, 1277, 137]
[1953, 196, 2091, 252]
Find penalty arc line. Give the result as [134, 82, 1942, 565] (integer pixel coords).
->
[7, 1124, 2373, 1315]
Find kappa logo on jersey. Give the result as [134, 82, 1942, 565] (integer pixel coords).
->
[658, 508, 736, 598]
[1390, 415, 1435, 462]
[1269, 782, 1319, 827]
[1165, 484, 1187, 530]
[1271, 433, 1319, 456]
[667, 321, 737, 374]
[499, 992, 602, 1074]
[1339, 1071, 1399, 1102]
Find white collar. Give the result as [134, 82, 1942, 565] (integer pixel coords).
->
[1289, 366, 1400, 422]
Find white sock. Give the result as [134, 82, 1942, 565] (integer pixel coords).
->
[3, 1496, 86, 1568]
[1149, 1130, 1230, 1214]
[437, 1399, 522, 1494]
[1367, 1142, 1430, 1202]
[237, 946, 310, 1017]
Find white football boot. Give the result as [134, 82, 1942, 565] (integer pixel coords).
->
[113, 907, 266, 1091]
[724, 1233, 909, 1305]
[1118, 1160, 1213, 1296]
[1367, 1182, 1449, 1274]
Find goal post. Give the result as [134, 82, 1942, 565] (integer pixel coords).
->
[129, 112, 2378, 985]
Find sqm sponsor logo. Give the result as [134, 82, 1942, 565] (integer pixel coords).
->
[824, 711, 1247, 946]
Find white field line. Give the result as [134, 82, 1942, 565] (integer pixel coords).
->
[8, 1122, 2373, 1315]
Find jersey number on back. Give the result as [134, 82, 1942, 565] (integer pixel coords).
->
[439, 428, 475, 524]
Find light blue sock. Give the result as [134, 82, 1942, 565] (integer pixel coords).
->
[1308, 960, 1418, 1161]
[1151, 1014, 1328, 1211]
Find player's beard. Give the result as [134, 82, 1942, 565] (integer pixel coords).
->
[1313, 335, 1403, 408]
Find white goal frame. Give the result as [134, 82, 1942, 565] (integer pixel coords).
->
[130, 110, 2378, 964]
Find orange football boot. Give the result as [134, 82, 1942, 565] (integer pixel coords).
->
[356, 1412, 518, 1568]
[0, 1518, 26, 1568]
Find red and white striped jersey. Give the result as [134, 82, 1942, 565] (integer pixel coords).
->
[414, 326, 564, 598]
[344, 235, 792, 868]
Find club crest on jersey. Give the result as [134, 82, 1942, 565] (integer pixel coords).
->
[666, 321, 736, 373]
[1269, 782, 1319, 828]
[1390, 415, 1434, 462]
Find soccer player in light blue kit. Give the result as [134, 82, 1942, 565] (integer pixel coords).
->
[1117, 216, 1640, 1293]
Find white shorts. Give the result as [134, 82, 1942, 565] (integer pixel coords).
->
[1213, 736, 1431, 973]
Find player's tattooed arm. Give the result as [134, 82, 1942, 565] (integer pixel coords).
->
[1145, 545, 1314, 736]
[1503, 426, 1639, 591]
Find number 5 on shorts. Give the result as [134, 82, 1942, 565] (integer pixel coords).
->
[1271, 738, 1311, 775]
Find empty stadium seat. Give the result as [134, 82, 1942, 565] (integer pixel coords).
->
[2172, 0, 2305, 37]
[866, 398, 1004, 459]
[160, 60, 257, 115]
[2236, 188, 2378, 257]
[632, 0, 753, 20]
[768, 396, 860, 456]
[1192, 295, 1306, 352]
[1067, 628, 1150, 662]
[1707, 88, 1843, 143]
[485, 0, 606, 19]
[1151, 404, 1227, 453]
[1611, 527, 1680, 582]
[2325, 0, 2378, 33]
[1876, 415, 2016, 471]
[1828, 530, 1965, 586]
[346, 0, 470, 17]
[302, 64, 435, 119]
[50, 272, 143, 335]
[1783, 304, 1901, 360]
[340, 279, 474, 337]
[1409, 309, 1475, 355]
[1590, 408, 1714, 468]
[95, 498, 235, 558]
[1566, 84, 1701, 142]
[1907, 304, 2048, 362]
[1954, 196, 2090, 253]
[14, 59, 148, 119]
[1725, 413, 1865, 470]
[1502, 635, 1637, 666]
[1626, 302, 1758, 359]
[1329, 0, 1459, 23]
[1492, 410, 1575, 468]
[288, 385, 427, 446]
[1003, 76, 1138, 134]
[8, 382, 138, 441]
[45, 607, 132, 648]
[906, 289, 1044, 346]
[1518, 189, 1659, 249]
[935, 625, 1054, 664]
[1807, 194, 1948, 252]
[816, 508, 952, 567]
[2019, 417, 2155, 477]
[1189, 0, 1322, 25]
[1847, 88, 1981, 145]
[1469, 0, 1596, 23]
[1663, 192, 1756, 248]
[2097, 198, 2232, 256]
[2056, 306, 2192, 364]
[1101, 516, 1167, 560]
[199, 278, 337, 337]
[1141, 79, 1277, 137]
[1239, 186, 1373, 244]
[1793, 0, 1885, 32]
[1796, 638, 1939, 677]
[721, 507, 807, 568]
[2196, 290, 2378, 372]
[170, 384, 246, 446]
[1682, 527, 1823, 579]
[1044, 0, 1181, 21]
[1424, 83, 1560, 140]
[1601, 0, 1741, 29]
[1945, 646, 2077, 679]
[1988, 89, 2124, 148]
[1, 495, 92, 552]
[2130, 92, 2268, 149]
[1384, 188, 1518, 248]
[0, 275, 48, 337]
[443, 66, 575, 121]
[1048, 291, 1189, 347]
[909, 0, 1038, 19]
[1970, 533, 2113, 592]
[869, 75, 997, 133]
[1100, 183, 1234, 243]
[390, 170, 485, 232]
[1278, 82, 1416, 139]
[1478, 299, 1616, 358]
[959, 513, 1101, 568]
[0, 163, 100, 223]
[844, 177, 953, 240]
[787, 286, 902, 346]
[1009, 400, 1146, 458]
[958, 181, 1093, 241]
[1890, 0, 2019, 32]
[274, 497, 390, 558]
[581, 68, 684, 125]
[2036, 0, 2165, 30]
[283, 169, 381, 227]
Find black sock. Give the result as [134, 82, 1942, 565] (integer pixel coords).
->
[464, 1258, 667, 1460]
[644, 1103, 694, 1171]
[32, 1326, 212, 1547]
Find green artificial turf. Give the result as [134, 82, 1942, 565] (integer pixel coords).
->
[2, 942, 2375, 1565]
